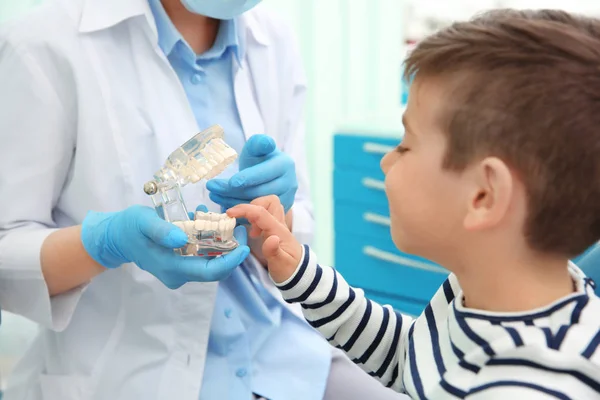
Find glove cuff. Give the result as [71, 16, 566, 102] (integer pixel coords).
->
[81, 210, 127, 269]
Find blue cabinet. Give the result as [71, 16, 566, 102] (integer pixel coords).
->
[333, 133, 449, 317]
[576, 244, 600, 296]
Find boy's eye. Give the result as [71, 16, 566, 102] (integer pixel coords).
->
[396, 145, 409, 154]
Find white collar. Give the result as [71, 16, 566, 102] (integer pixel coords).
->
[79, 0, 152, 33]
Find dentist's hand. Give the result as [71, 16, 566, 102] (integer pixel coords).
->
[81, 205, 250, 289]
[227, 197, 302, 284]
[206, 135, 298, 213]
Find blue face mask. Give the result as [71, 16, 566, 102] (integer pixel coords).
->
[181, 0, 262, 20]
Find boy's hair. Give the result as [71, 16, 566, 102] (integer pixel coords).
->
[404, 9, 600, 257]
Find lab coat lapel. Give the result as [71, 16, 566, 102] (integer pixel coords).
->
[245, 40, 278, 141]
[133, 28, 199, 164]
[234, 54, 267, 141]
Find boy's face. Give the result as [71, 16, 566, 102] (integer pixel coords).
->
[380, 78, 467, 263]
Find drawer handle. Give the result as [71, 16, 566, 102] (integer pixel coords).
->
[361, 177, 386, 191]
[363, 142, 396, 155]
[363, 212, 391, 227]
[363, 246, 447, 275]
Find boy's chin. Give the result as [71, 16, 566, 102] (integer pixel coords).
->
[391, 232, 413, 254]
[391, 232, 428, 259]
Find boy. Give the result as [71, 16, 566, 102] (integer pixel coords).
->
[227, 8, 600, 399]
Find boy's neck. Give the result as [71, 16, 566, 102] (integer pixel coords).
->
[455, 252, 575, 313]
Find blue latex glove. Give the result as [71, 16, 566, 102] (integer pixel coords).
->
[206, 134, 298, 213]
[81, 205, 250, 289]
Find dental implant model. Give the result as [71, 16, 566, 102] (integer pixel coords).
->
[143, 125, 239, 257]
[173, 212, 238, 257]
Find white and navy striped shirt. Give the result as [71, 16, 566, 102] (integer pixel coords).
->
[276, 245, 600, 399]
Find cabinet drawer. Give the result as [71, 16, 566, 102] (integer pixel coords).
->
[334, 169, 388, 208]
[335, 234, 448, 303]
[334, 201, 391, 241]
[334, 134, 400, 172]
[362, 290, 427, 318]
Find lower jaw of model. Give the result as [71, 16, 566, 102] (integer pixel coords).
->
[172, 211, 238, 257]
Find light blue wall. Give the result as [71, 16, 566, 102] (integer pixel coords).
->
[262, 0, 405, 265]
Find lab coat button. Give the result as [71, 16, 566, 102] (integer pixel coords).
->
[236, 368, 247, 378]
[190, 73, 203, 85]
[224, 308, 233, 319]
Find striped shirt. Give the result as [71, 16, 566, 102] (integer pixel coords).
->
[276, 245, 600, 399]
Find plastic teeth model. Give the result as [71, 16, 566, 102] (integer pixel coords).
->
[194, 138, 237, 181]
[143, 125, 240, 257]
[172, 212, 238, 257]
[143, 125, 238, 198]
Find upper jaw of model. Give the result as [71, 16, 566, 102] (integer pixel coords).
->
[143, 128, 238, 196]
[195, 138, 237, 182]
[173, 211, 236, 242]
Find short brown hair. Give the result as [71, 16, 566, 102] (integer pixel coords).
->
[404, 9, 600, 257]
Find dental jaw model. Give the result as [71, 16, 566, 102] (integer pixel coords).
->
[174, 212, 237, 257]
[143, 125, 238, 257]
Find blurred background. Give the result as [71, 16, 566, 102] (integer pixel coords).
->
[1, 0, 600, 393]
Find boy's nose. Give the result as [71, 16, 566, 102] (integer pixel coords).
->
[380, 151, 394, 174]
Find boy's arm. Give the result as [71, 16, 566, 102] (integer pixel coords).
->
[278, 245, 415, 390]
[227, 202, 415, 391]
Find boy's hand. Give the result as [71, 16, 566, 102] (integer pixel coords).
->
[227, 196, 302, 283]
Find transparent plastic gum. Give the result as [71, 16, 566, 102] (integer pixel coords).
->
[143, 125, 239, 257]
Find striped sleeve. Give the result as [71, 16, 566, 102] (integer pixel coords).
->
[274, 245, 415, 390]
[464, 346, 600, 400]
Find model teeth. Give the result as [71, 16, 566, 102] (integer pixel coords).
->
[194, 219, 205, 231]
[185, 138, 237, 184]
[173, 221, 185, 231]
[173, 212, 236, 242]
[189, 173, 201, 182]
[211, 152, 225, 163]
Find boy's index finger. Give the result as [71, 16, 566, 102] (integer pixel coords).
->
[250, 195, 278, 208]
[227, 205, 289, 237]
[226, 204, 252, 219]
[227, 204, 274, 225]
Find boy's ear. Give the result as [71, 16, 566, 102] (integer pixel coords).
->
[463, 157, 513, 231]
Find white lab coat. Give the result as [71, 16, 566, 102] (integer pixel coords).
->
[0, 0, 316, 398]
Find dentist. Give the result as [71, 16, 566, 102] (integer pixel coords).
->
[0, 0, 404, 399]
